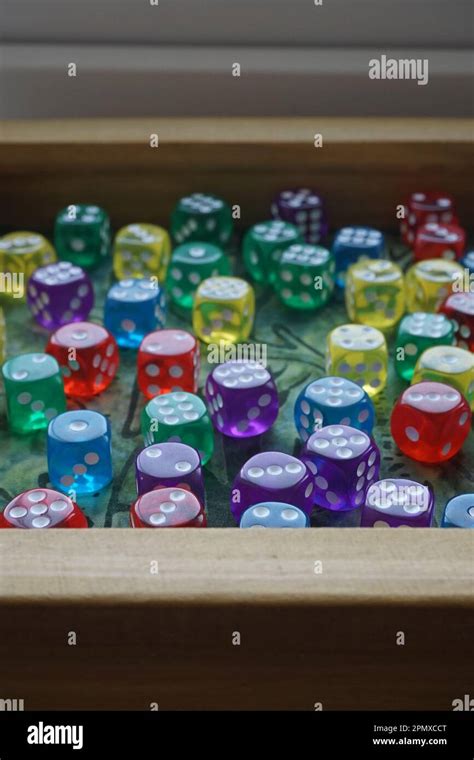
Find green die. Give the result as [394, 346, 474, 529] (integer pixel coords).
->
[275, 243, 335, 310]
[2, 353, 66, 434]
[141, 391, 214, 464]
[167, 242, 231, 310]
[54, 204, 111, 269]
[243, 220, 302, 284]
[395, 312, 455, 381]
[171, 194, 233, 247]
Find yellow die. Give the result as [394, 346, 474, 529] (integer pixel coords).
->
[0, 232, 56, 300]
[345, 259, 405, 329]
[192, 276, 255, 345]
[412, 345, 474, 409]
[326, 323, 388, 397]
[0, 308, 5, 363]
[113, 223, 171, 281]
[405, 258, 464, 313]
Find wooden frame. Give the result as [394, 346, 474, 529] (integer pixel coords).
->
[0, 118, 473, 710]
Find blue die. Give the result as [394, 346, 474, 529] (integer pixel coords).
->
[461, 251, 474, 275]
[294, 376, 375, 442]
[332, 226, 385, 287]
[104, 278, 166, 348]
[441, 494, 474, 529]
[240, 502, 309, 528]
[48, 410, 112, 494]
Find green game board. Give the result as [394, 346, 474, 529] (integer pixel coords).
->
[0, 237, 472, 527]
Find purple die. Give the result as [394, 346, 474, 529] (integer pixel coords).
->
[231, 451, 314, 523]
[301, 424, 380, 512]
[271, 188, 328, 244]
[205, 360, 279, 438]
[27, 261, 94, 330]
[361, 479, 434, 528]
[135, 442, 204, 505]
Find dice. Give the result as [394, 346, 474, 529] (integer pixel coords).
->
[326, 324, 388, 397]
[394, 313, 455, 381]
[171, 193, 233, 247]
[405, 259, 464, 312]
[461, 250, 474, 275]
[300, 425, 380, 512]
[332, 227, 385, 287]
[390, 381, 471, 464]
[104, 278, 166, 349]
[135, 441, 205, 505]
[294, 376, 375, 441]
[113, 223, 171, 281]
[54, 204, 110, 269]
[439, 292, 474, 352]
[193, 276, 255, 345]
[345, 259, 405, 329]
[2, 353, 66, 434]
[240, 502, 309, 528]
[0, 232, 56, 299]
[412, 345, 474, 409]
[274, 243, 335, 310]
[401, 192, 457, 246]
[48, 410, 113, 494]
[205, 360, 278, 438]
[231, 452, 314, 523]
[361, 479, 434, 528]
[0, 308, 5, 364]
[27, 261, 94, 330]
[0, 488, 87, 529]
[130, 487, 206, 528]
[137, 329, 199, 398]
[142, 391, 214, 464]
[167, 242, 231, 311]
[243, 220, 302, 283]
[441, 494, 474, 529]
[271, 188, 328, 244]
[414, 223, 466, 261]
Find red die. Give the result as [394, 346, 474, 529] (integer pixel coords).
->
[46, 321, 119, 397]
[401, 192, 458, 246]
[130, 486, 206, 527]
[0, 488, 88, 529]
[414, 223, 466, 262]
[137, 329, 200, 399]
[439, 292, 474, 352]
[390, 381, 471, 464]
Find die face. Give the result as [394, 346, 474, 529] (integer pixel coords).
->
[439, 292, 474, 352]
[0, 489, 87, 529]
[141, 391, 214, 465]
[394, 313, 454, 381]
[167, 243, 231, 310]
[414, 223, 465, 261]
[361, 479, 434, 528]
[295, 376, 375, 441]
[442, 494, 474, 529]
[301, 424, 380, 512]
[27, 261, 94, 329]
[137, 329, 199, 398]
[412, 346, 474, 410]
[131, 487, 205, 528]
[332, 227, 384, 286]
[406, 258, 465, 312]
[231, 452, 314, 522]
[2, 353, 66, 434]
[401, 192, 457, 246]
[345, 259, 405, 329]
[205, 360, 279, 438]
[243, 221, 302, 283]
[113, 223, 171, 281]
[275, 244, 335, 310]
[391, 381, 471, 464]
[54, 205, 111, 269]
[48, 410, 113, 494]
[171, 194, 233, 247]
[0, 232, 56, 298]
[135, 441, 204, 503]
[326, 324, 388, 397]
[46, 321, 119, 397]
[193, 277, 255, 344]
[104, 279, 166, 349]
[271, 188, 328, 244]
[240, 502, 309, 528]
